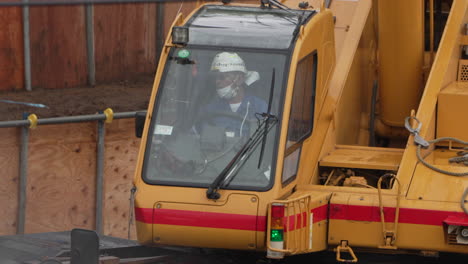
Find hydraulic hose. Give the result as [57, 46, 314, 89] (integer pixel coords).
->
[415, 137, 468, 215]
[416, 137, 468, 176]
[462, 187, 468, 215]
[406, 117, 468, 215]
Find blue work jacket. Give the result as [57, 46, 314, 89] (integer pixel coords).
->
[200, 94, 267, 137]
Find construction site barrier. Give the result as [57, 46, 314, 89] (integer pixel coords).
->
[0, 110, 145, 236]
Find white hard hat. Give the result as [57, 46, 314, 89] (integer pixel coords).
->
[211, 52, 247, 73]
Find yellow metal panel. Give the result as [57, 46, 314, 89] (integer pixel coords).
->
[437, 81, 468, 141]
[458, 60, 468, 81]
[153, 194, 259, 249]
[407, 150, 468, 202]
[267, 191, 331, 254]
[331, 0, 358, 60]
[335, 50, 363, 144]
[296, 0, 373, 187]
[286, 191, 331, 252]
[329, 193, 468, 252]
[275, 7, 336, 197]
[394, 0, 468, 196]
[155, 225, 257, 249]
[329, 192, 391, 248]
[461, 35, 468, 45]
[330, 220, 468, 253]
[325, 0, 375, 146]
[154, 193, 259, 214]
[309, 193, 331, 253]
[135, 221, 153, 245]
[329, 219, 388, 248]
[320, 145, 403, 170]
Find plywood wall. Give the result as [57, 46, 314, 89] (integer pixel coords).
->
[0, 128, 20, 235]
[102, 119, 140, 239]
[0, 119, 140, 239]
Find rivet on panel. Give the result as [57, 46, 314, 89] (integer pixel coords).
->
[251, 197, 257, 203]
[156, 203, 162, 209]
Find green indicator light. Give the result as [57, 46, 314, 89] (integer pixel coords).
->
[271, 229, 284, 242]
[178, 49, 190, 58]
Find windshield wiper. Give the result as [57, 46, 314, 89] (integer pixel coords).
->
[261, 0, 302, 25]
[206, 113, 278, 200]
[258, 68, 276, 169]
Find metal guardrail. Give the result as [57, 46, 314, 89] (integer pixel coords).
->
[0, 110, 141, 128]
[267, 194, 312, 255]
[0, 110, 146, 235]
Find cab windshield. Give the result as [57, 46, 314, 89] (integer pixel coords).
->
[142, 47, 287, 190]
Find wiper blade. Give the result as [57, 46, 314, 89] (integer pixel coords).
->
[264, 0, 301, 25]
[206, 114, 278, 200]
[258, 67, 276, 168]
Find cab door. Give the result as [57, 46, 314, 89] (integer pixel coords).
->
[281, 52, 318, 186]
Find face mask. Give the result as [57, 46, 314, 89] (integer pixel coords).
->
[216, 83, 238, 99]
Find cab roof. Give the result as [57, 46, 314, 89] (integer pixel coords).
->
[185, 5, 316, 50]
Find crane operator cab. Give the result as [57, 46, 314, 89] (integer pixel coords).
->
[133, 1, 335, 255]
[148, 48, 275, 190]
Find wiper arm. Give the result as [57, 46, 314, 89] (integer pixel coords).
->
[206, 114, 278, 200]
[260, 0, 300, 25]
[268, 0, 294, 13]
[258, 67, 276, 169]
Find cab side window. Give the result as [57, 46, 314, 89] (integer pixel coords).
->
[282, 52, 318, 184]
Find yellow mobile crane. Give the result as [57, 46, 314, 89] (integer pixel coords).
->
[132, 0, 468, 261]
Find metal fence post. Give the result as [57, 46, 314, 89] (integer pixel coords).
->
[17, 113, 30, 234]
[95, 119, 105, 235]
[22, 0, 32, 91]
[156, 2, 164, 65]
[85, 4, 96, 86]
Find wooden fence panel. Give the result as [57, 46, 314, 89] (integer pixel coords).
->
[94, 4, 157, 83]
[0, 1, 265, 91]
[0, 8, 24, 91]
[30, 6, 88, 89]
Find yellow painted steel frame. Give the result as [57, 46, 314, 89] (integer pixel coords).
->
[378, 0, 424, 128]
[266, 191, 332, 255]
[300, 0, 468, 256]
[132, 2, 336, 251]
[266, 194, 312, 255]
[377, 175, 401, 249]
[134, 0, 468, 257]
[132, 7, 195, 245]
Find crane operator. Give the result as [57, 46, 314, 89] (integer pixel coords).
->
[198, 52, 267, 138]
